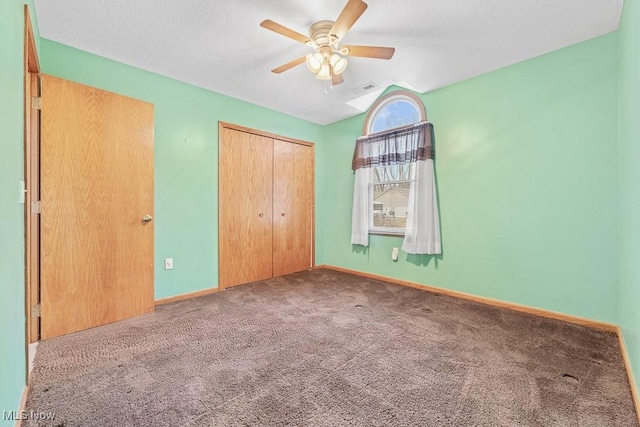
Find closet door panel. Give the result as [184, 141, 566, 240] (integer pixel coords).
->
[219, 128, 273, 288]
[291, 143, 314, 272]
[273, 140, 313, 277]
[273, 139, 295, 277]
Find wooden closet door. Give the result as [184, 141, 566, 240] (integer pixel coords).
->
[219, 128, 273, 288]
[40, 75, 154, 339]
[273, 140, 314, 276]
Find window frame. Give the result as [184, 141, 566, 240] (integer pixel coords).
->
[362, 91, 427, 237]
[363, 91, 427, 135]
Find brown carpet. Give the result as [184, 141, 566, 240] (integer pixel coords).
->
[25, 268, 638, 426]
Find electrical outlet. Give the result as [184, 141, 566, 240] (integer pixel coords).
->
[164, 258, 173, 270]
[392, 247, 399, 261]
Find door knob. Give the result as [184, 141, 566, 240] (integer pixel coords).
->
[143, 214, 153, 222]
[258, 213, 264, 217]
[281, 213, 286, 217]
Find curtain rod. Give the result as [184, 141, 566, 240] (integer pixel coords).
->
[358, 121, 430, 140]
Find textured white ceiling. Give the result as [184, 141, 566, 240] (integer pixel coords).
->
[34, 0, 623, 125]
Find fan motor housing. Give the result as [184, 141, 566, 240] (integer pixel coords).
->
[309, 20, 338, 48]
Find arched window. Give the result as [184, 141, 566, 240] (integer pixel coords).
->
[362, 92, 427, 235]
[364, 91, 426, 135]
[351, 91, 441, 255]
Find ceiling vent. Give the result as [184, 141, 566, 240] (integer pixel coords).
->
[350, 82, 379, 96]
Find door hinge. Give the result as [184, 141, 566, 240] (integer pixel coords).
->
[31, 303, 41, 318]
[31, 96, 42, 110]
[32, 200, 41, 214]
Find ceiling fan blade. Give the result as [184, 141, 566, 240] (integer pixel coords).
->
[343, 45, 395, 59]
[260, 19, 310, 45]
[330, 0, 368, 41]
[271, 56, 307, 74]
[332, 73, 344, 86]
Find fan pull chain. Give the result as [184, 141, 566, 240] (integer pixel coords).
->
[324, 78, 333, 95]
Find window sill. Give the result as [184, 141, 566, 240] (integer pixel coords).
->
[369, 230, 405, 237]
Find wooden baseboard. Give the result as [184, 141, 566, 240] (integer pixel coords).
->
[154, 286, 219, 306]
[617, 328, 640, 424]
[314, 264, 618, 333]
[16, 386, 28, 427]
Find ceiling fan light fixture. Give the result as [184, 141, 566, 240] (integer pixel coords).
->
[262, 0, 394, 86]
[306, 53, 323, 73]
[330, 54, 348, 75]
[315, 63, 332, 80]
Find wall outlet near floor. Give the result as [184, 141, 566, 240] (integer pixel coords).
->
[392, 247, 399, 262]
[164, 258, 174, 270]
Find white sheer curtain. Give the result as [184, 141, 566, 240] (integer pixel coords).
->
[351, 168, 370, 246]
[350, 121, 441, 255]
[401, 159, 441, 254]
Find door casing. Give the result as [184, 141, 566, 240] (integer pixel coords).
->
[24, 5, 41, 352]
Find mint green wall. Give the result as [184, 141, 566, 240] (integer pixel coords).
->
[619, 0, 640, 399]
[40, 40, 325, 299]
[322, 33, 620, 323]
[0, 0, 38, 420]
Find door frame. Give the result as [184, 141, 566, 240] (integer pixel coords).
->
[24, 4, 41, 375]
[217, 122, 316, 289]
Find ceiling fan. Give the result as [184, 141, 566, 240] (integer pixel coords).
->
[260, 0, 395, 86]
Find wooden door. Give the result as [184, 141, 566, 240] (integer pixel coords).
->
[40, 75, 154, 339]
[219, 127, 273, 288]
[273, 140, 314, 276]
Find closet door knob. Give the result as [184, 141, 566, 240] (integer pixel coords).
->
[258, 213, 264, 217]
[281, 213, 286, 217]
[142, 214, 153, 222]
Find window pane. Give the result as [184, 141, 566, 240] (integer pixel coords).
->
[372, 163, 414, 184]
[372, 181, 411, 229]
[371, 163, 414, 231]
[370, 100, 420, 133]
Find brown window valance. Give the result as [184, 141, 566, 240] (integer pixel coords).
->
[352, 121, 434, 171]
